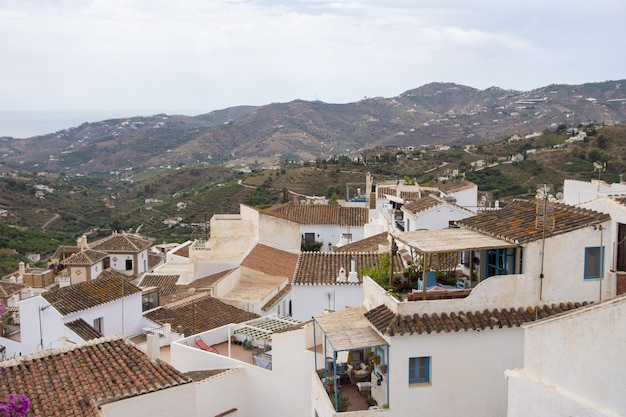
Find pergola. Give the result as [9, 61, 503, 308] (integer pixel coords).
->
[391, 228, 518, 296]
[313, 307, 389, 410]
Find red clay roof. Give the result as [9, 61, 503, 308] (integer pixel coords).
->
[334, 232, 390, 253]
[261, 284, 292, 312]
[365, 301, 591, 336]
[60, 249, 109, 266]
[436, 179, 477, 194]
[241, 244, 299, 278]
[0, 336, 191, 417]
[89, 232, 153, 253]
[140, 274, 181, 296]
[144, 293, 258, 336]
[457, 199, 610, 243]
[293, 252, 383, 285]
[263, 203, 368, 226]
[42, 271, 141, 316]
[65, 318, 103, 341]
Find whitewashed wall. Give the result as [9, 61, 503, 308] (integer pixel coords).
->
[563, 179, 626, 205]
[506, 297, 626, 417]
[16, 292, 144, 356]
[444, 186, 478, 211]
[403, 204, 473, 231]
[100, 384, 196, 417]
[301, 225, 365, 253]
[521, 223, 609, 304]
[171, 323, 316, 417]
[388, 327, 523, 417]
[290, 285, 363, 322]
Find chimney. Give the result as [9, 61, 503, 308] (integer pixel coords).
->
[348, 255, 359, 283]
[19, 262, 25, 277]
[336, 267, 347, 283]
[146, 333, 160, 361]
[77, 235, 87, 249]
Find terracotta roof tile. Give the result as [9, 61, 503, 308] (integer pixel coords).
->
[51, 245, 81, 261]
[365, 301, 590, 336]
[65, 318, 103, 341]
[173, 244, 190, 258]
[293, 252, 385, 285]
[377, 186, 421, 201]
[240, 244, 299, 278]
[60, 249, 109, 266]
[457, 199, 610, 243]
[144, 294, 258, 336]
[261, 284, 292, 312]
[89, 232, 153, 253]
[0, 281, 26, 298]
[402, 195, 447, 214]
[140, 274, 180, 296]
[0, 336, 192, 417]
[437, 179, 477, 194]
[334, 232, 390, 253]
[263, 203, 368, 226]
[148, 252, 164, 270]
[42, 271, 141, 316]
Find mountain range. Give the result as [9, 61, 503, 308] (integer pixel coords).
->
[1, 80, 625, 175]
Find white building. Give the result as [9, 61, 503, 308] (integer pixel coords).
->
[400, 195, 474, 231]
[6, 271, 145, 356]
[506, 294, 626, 417]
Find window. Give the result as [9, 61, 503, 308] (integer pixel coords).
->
[125, 259, 133, 271]
[408, 356, 430, 384]
[341, 233, 353, 242]
[93, 317, 103, 334]
[304, 233, 315, 244]
[584, 246, 604, 280]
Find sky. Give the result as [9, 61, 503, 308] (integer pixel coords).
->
[1, 0, 625, 117]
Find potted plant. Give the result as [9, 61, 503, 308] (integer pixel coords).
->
[325, 377, 335, 394]
[379, 364, 387, 374]
[373, 355, 381, 365]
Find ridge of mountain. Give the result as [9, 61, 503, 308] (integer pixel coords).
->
[1, 80, 625, 174]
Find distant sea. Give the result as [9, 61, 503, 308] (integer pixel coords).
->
[0, 111, 152, 139]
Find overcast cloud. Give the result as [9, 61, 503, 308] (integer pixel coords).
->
[1, 0, 624, 115]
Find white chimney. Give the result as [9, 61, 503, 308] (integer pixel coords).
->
[18, 262, 25, 278]
[336, 267, 347, 283]
[348, 255, 359, 283]
[146, 333, 160, 361]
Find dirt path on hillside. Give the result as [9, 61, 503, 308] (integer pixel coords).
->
[42, 213, 61, 230]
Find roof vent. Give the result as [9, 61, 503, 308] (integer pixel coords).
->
[337, 267, 347, 283]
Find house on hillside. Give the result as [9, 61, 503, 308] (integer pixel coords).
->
[444, 199, 611, 303]
[434, 178, 478, 210]
[506, 294, 626, 417]
[289, 251, 385, 321]
[262, 203, 370, 251]
[562, 178, 626, 205]
[0, 336, 195, 417]
[88, 232, 153, 277]
[59, 249, 109, 285]
[8, 271, 145, 356]
[400, 195, 474, 231]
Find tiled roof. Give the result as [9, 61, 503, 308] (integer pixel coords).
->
[377, 186, 421, 201]
[148, 252, 165, 270]
[241, 244, 299, 278]
[185, 269, 235, 289]
[261, 284, 292, 312]
[334, 232, 390, 253]
[365, 301, 590, 336]
[437, 179, 477, 194]
[51, 245, 81, 261]
[402, 195, 447, 215]
[0, 336, 192, 417]
[89, 232, 153, 253]
[60, 249, 109, 266]
[263, 203, 368, 226]
[65, 318, 102, 341]
[144, 294, 259, 336]
[42, 271, 141, 316]
[457, 199, 610, 243]
[140, 274, 180, 296]
[0, 281, 26, 298]
[173, 243, 190, 258]
[293, 252, 383, 285]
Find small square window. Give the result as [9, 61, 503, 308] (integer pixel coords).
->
[409, 356, 430, 384]
[584, 246, 604, 280]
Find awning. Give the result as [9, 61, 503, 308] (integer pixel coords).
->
[392, 228, 517, 254]
[314, 307, 387, 351]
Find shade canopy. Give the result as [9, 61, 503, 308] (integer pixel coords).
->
[392, 228, 517, 254]
[314, 307, 387, 352]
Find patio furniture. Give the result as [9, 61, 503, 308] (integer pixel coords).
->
[194, 336, 219, 353]
[356, 381, 372, 395]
